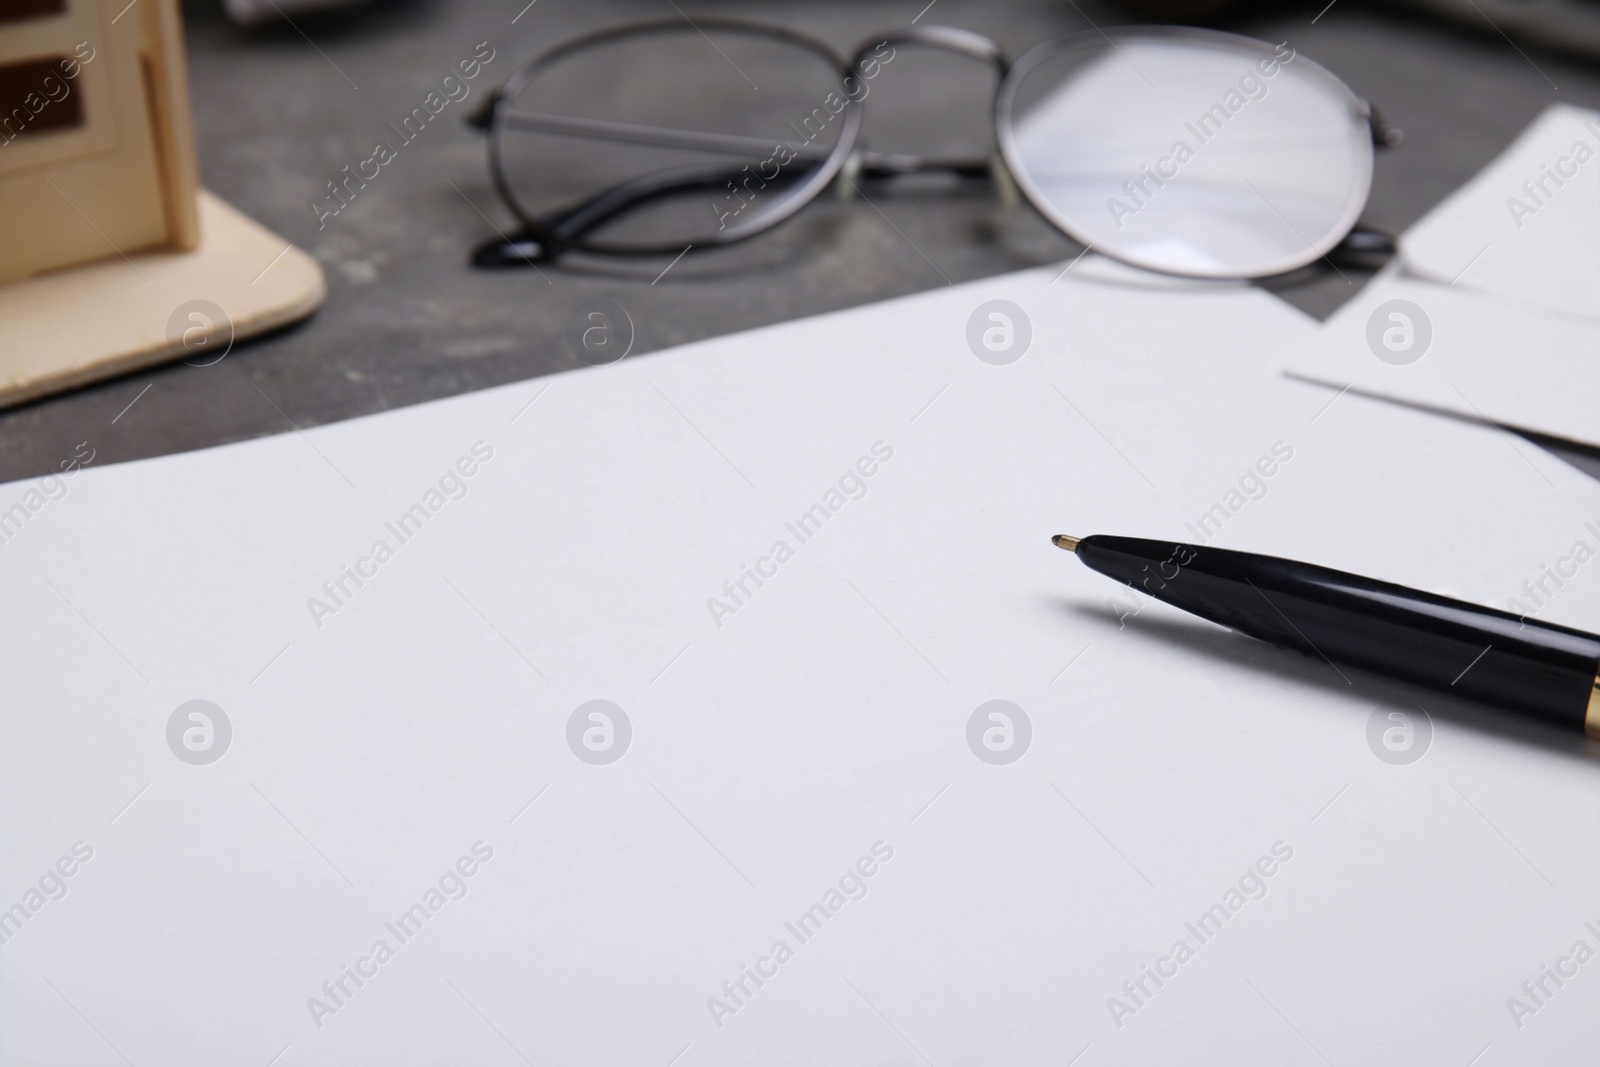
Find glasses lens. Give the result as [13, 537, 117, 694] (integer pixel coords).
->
[1002, 30, 1373, 278]
[494, 25, 853, 254]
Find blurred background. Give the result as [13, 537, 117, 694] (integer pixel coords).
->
[2, 0, 1596, 482]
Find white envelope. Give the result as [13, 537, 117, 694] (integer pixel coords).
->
[1401, 102, 1600, 321]
[1283, 263, 1600, 450]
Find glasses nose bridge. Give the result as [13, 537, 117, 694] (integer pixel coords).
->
[842, 27, 1013, 187]
[847, 26, 1010, 79]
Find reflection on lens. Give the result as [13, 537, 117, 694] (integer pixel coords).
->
[1001, 29, 1373, 278]
[493, 24, 855, 255]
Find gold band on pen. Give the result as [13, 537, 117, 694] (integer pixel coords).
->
[1588, 670, 1600, 740]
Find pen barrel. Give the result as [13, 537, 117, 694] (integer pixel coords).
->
[1077, 536, 1600, 732]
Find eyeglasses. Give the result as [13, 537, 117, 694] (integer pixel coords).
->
[466, 20, 1400, 280]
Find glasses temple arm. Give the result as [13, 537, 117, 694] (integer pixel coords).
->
[502, 107, 838, 161]
[478, 160, 818, 265]
[469, 88, 837, 160]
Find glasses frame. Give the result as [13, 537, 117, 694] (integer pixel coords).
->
[475, 19, 1396, 279]
[484, 19, 860, 260]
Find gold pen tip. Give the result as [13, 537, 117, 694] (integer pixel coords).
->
[1052, 534, 1081, 553]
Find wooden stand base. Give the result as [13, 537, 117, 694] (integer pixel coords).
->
[0, 190, 324, 410]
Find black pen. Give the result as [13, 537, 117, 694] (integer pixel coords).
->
[1054, 534, 1600, 739]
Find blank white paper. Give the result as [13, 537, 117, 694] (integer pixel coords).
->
[2, 260, 1597, 1066]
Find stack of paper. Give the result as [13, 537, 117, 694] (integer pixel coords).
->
[1286, 104, 1600, 450]
[2, 260, 1596, 1065]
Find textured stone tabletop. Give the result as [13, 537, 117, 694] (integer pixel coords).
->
[3, 0, 1597, 482]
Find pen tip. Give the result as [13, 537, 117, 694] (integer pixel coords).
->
[1052, 534, 1080, 553]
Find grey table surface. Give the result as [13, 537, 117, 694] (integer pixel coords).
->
[2, 0, 1598, 483]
